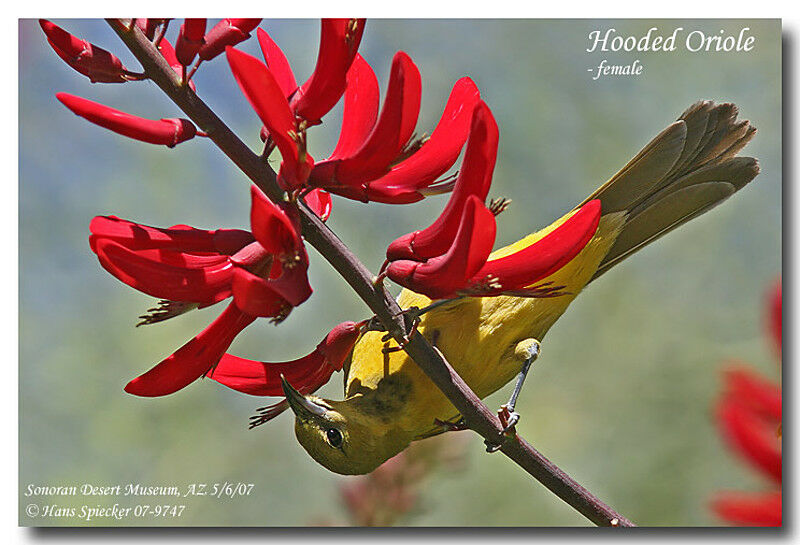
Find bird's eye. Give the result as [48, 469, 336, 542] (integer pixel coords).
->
[325, 428, 343, 448]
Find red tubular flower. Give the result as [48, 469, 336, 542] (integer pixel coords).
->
[90, 187, 311, 315]
[91, 188, 314, 397]
[249, 185, 303, 260]
[125, 303, 256, 397]
[364, 77, 482, 205]
[469, 200, 602, 295]
[307, 51, 421, 195]
[176, 18, 207, 67]
[386, 195, 496, 300]
[386, 100, 497, 261]
[710, 491, 782, 527]
[711, 366, 782, 526]
[209, 321, 363, 396]
[88, 215, 253, 254]
[56, 93, 197, 147]
[710, 282, 782, 527]
[40, 19, 127, 83]
[256, 28, 297, 99]
[93, 239, 236, 306]
[199, 18, 262, 61]
[290, 18, 366, 126]
[716, 367, 782, 484]
[156, 38, 196, 92]
[226, 47, 314, 191]
[324, 55, 379, 165]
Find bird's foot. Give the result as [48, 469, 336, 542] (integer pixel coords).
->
[484, 406, 520, 453]
[498, 404, 520, 434]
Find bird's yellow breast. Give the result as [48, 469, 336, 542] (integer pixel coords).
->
[346, 211, 626, 438]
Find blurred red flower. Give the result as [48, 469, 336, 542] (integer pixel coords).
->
[710, 279, 782, 527]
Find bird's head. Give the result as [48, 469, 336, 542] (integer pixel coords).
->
[281, 376, 410, 475]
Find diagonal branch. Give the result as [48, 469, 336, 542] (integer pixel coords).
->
[106, 18, 634, 527]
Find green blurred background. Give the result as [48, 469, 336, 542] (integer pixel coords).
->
[19, 19, 781, 526]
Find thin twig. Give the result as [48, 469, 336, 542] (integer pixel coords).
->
[105, 18, 634, 528]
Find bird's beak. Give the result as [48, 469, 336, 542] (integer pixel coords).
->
[280, 375, 328, 420]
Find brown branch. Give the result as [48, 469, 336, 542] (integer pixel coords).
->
[106, 18, 634, 528]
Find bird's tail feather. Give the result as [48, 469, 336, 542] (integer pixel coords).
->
[583, 101, 759, 282]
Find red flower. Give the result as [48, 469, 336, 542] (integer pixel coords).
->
[309, 54, 480, 204]
[255, 19, 365, 141]
[157, 37, 197, 92]
[40, 19, 128, 83]
[384, 101, 601, 300]
[290, 18, 366, 126]
[710, 280, 782, 527]
[307, 50, 421, 193]
[198, 18, 262, 61]
[386, 100, 498, 262]
[386, 195, 496, 300]
[256, 28, 297, 99]
[210, 321, 364, 425]
[363, 76, 481, 205]
[210, 320, 362, 396]
[175, 18, 207, 67]
[90, 186, 313, 396]
[226, 47, 314, 192]
[469, 200, 601, 296]
[56, 93, 197, 147]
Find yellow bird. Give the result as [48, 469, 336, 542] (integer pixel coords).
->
[281, 101, 759, 475]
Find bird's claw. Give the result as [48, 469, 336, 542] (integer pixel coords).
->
[484, 405, 520, 453]
[499, 404, 520, 434]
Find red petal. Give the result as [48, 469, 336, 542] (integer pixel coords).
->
[386, 100, 497, 262]
[125, 304, 255, 397]
[199, 18, 262, 61]
[328, 54, 379, 161]
[94, 239, 234, 305]
[316, 321, 362, 371]
[361, 184, 428, 205]
[471, 200, 601, 293]
[256, 28, 297, 98]
[210, 350, 332, 396]
[40, 20, 127, 83]
[226, 48, 313, 190]
[57, 93, 196, 147]
[387, 195, 495, 299]
[210, 320, 360, 396]
[249, 185, 303, 257]
[266, 251, 313, 307]
[368, 77, 481, 196]
[176, 18, 207, 67]
[89, 216, 253, 255]
[157, 37, 197, 92]
[231, 268, 291, 318]
[710, 491, 782, 526]
[302, 189, 332, 222]
[333, 51, 421, 186]
[717, 395, 782, 484]
[291, 18, 366, 124]
[722, 366, 782, 422]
